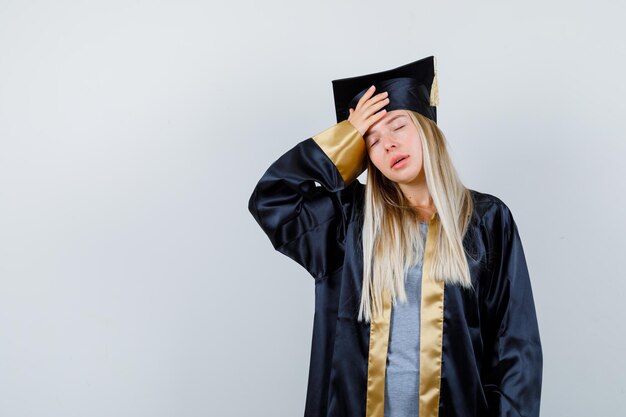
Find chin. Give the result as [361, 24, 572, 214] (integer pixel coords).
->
[389, 171, 420, 184]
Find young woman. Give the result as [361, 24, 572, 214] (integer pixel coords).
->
[248, 57, 543, 417]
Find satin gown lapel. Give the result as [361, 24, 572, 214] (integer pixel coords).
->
[419, 213, 445, 417]
[365, 212, 445, 417]
[364, 286, 392, 417]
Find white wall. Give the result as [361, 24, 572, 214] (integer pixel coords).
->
[1, 1, 624, 416]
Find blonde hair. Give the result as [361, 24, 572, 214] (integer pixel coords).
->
[358, 110, 474, 323]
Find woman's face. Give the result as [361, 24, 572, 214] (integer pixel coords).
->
[363, 109, 424, 186]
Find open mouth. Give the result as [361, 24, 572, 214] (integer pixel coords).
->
[391, 155, 409, 168]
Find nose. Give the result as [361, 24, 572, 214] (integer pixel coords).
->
[383, 138, 397, 152]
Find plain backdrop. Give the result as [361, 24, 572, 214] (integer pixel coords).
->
[1, 1, 625, 416]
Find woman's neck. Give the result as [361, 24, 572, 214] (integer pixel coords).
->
[398, 173, 436, 222]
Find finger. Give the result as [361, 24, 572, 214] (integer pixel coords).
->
[365, 91, 389, 108]
[358, 92, 388, 115]
[360, 96, 390, 119]
[366, 109, 387, 125]
[355, 85, 376, 109]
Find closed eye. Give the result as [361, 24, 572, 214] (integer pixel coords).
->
[370, 125, 405, 147]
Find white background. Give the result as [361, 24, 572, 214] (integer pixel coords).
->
[1, 1, 624, 416]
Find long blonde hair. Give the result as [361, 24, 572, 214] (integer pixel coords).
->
[358, 110, 474, 323]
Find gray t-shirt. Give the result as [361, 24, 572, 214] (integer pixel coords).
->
[384, 222, 428, 417]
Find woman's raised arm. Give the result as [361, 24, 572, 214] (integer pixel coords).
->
[248, 120, 366, 280]
[249, 86, 390, 279]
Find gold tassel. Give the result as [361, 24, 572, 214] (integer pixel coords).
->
[429, 56, 439, 107]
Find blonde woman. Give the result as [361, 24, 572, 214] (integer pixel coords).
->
[248, 56, 543, 417]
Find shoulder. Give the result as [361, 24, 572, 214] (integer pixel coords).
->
[468, 188, 507, 209]
[467, 190, 525, 265]
[467, 188, 518, 238]
[468, 188, 514, 218]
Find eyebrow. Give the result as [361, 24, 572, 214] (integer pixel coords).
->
[364, 114, 407, 139]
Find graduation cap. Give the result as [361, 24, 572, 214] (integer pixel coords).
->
[332, 55, 439, 124]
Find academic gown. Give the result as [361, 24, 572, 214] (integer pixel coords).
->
[248, 119, 543, 417]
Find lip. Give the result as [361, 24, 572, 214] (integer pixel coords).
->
[390, 154, 410, 169]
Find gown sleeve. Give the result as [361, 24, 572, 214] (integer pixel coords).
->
[248, 119, 367, 280]
[481, 202, 544, 417]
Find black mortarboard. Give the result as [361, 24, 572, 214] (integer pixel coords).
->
[331, 55, 439, 124]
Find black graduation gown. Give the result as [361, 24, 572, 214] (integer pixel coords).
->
[248, 120, 543, 417]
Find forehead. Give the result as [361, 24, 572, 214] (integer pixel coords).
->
[364, 110, 409, 137]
